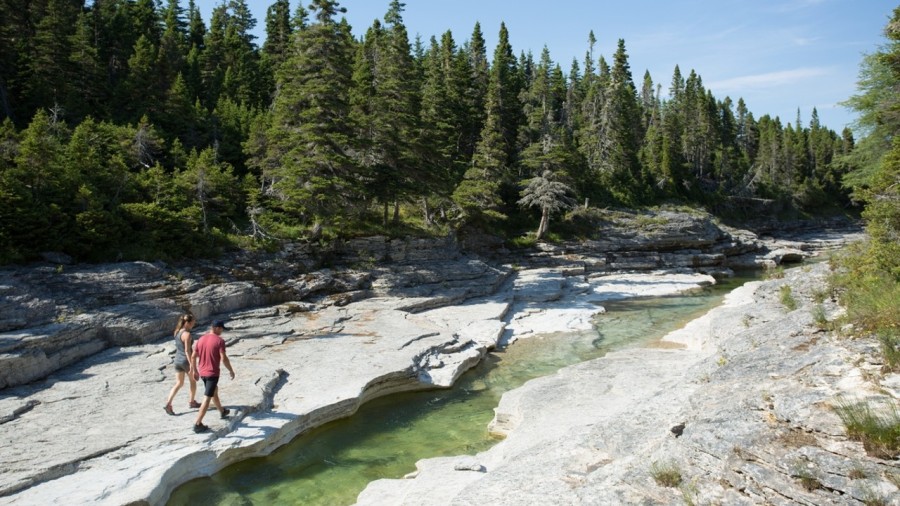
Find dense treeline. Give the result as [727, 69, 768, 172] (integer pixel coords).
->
[0, 0, 858, 263]
[830, 5, 899, 375]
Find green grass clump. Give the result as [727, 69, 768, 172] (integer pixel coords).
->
[833, 399, 900, 459]
[649, 460, 683, 487]
[811, 304, 829, 330]
[830, 243, 900, 368]
[779, 285, 797, 311]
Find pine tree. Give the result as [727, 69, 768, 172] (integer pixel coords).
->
[460, 22, 488, 160]
[68, 12, 107, 122]
[122, 35, 162, 123]
[265, 0, 358, 233]
[132, 0, 162, 45]
[261, 0, 293, 100]
[187, 0, 206, 49]
[418, 32, 467, 203]
[453, 60, 509, 222]
[218, 0, 262, 107]
[518, 169, 574, 240]
[25, 0, 80, 118]
[200, 5, 228, 108]
[596, 39, 644, 203]
[157, 0, 188, 96]
[5, 109, 72, 254]
[370, 0, 423, 223]
[490, 22, 523, 169]
[174, 147, 240, 233]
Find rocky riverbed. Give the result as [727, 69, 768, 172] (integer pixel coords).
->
[0, 210, 876, 505]
[357, 260, 900, 505]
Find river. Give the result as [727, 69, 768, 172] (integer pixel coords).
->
[168, 273, 757, 505]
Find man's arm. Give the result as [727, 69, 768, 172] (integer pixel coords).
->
[221, 348, 235, 379]
[191, 344, 199, 380]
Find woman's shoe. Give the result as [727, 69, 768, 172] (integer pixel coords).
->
[164, 404, 175, 416]
[188, 400, 201, 409]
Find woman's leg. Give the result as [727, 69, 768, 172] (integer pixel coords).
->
[166, 371, 185, 406]
[187, 373, 198, 404]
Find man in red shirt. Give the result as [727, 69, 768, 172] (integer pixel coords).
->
[191, 319, 235, 433]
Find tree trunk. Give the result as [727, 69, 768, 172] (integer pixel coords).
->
[422, 197, 432, 226]
[382, 201, 389, 227]
[392, 201, 400, 223]
[536, 207, 550, 240]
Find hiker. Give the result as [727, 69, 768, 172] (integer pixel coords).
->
[164, 313, 200, 415]
[191, 319, 235, 433]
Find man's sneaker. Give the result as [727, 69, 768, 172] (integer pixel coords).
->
[193, 423, 210, 433]
[220, 408, 230, 419]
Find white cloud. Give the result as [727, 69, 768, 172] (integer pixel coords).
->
[708, 67, 832, 92]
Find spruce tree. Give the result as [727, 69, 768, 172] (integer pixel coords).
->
[596, 39, 643, 203]
[265, 0, 358, 234]
[261, 0, 293, 100]
[25, 0, 79, 119]
[461, 22, 488, 160]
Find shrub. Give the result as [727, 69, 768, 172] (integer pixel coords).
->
[830, 244, 900, 367]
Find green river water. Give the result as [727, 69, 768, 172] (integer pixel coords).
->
[168, 273, 756, 505]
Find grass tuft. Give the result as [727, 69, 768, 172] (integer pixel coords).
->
[779, 285, 797, 311]
[650, 460, 683, 488]
[833, 399, 900, 459]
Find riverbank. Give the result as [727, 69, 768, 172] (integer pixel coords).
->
[1, 266, 722, 505]
[357, 261, 900, 505]
[0, 212, 868, 504]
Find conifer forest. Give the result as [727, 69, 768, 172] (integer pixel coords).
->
[0, 0, 876, 264]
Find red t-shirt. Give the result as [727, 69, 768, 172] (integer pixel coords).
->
[195, 332, 226, 377]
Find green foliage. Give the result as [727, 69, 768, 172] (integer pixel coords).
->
[779, 285, 797, 311]
[830, 239, 900, 370]
[0, 0, 872, 264]
[833, 398, 900, 459]
[811, 304, 829, 330]
[649, 460, 682, 488]
[858, 137, 900, 279]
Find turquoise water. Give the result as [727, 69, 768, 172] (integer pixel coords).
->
[168, 274, 754, 505]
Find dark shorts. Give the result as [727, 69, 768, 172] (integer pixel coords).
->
[174, 359, 190, 373]
[201, 376, 220, 397]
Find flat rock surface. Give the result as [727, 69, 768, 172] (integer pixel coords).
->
[0, 263, 717, 505]
[356, 262, 900, 505]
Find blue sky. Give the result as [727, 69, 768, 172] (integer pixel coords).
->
[196, 0, 895, 133]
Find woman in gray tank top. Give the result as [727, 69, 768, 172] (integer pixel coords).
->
[164, 314, 200, 415]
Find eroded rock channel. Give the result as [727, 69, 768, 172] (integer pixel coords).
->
[0, 211, 871, 505]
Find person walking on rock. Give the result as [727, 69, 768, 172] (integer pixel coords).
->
[192, 319, 235, 433]
[164, 313, 200, 415]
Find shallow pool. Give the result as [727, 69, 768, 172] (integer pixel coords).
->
[168, 274, 755, 505]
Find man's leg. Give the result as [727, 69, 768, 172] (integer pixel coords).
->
[211, 390, 222, 412]
[194, 376, 219, 430]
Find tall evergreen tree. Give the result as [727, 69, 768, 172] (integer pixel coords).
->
[460, 22, 488, 160]
[418, 31, 467, 207]
[261, 0, 293, 100]
[157, 0, 188, 96]
[490, 22, 523, 169]
[596, 39, 644, 203]
[25, 0, 80, 119]
[361, 0, 423, 224]
[67, 12, 107, 122]
[264, 0, 358, 233]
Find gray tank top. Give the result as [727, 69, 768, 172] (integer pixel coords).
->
[173, 330, 191, 363]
